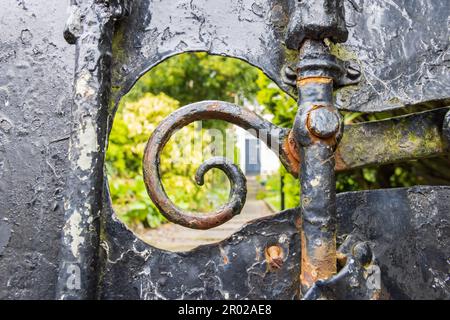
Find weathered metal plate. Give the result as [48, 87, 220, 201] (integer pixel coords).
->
[99, 186, 450, 300]
[111, 0, 450, 112]
[336, 0, 450, 112]
[99, 190, 302, 300]
[0, 0, 75, 299]
[336, 186, 450, 300]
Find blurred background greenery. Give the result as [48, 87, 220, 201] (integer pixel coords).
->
[106, 52, 450, 229]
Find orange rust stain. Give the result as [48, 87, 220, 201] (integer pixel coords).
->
[334, 149, 347, 172]
[297, 76, 333, 87]
[219, 246, 229, 265]
[282, 132, 300, 177]
[265, 245, 284, 271]
[300, 230, 337, 290]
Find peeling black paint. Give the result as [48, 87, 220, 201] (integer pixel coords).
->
[0, 0, 449, 300]
[0, 0, 74, 299]
[98, 186, 450, 300]
[142, 101, 289, 229]
[56, 0, 131, 300]
[111, 0, 450, 112]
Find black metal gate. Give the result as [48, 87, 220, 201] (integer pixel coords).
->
[0, 0, 449, 300]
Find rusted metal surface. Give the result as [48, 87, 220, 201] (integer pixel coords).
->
[0, 0, 76, 299]
[1, 0, 449, 301]
[111, 0, 450, 113]
[293, 40, 344, 292]
[142, 100, 449, 234]
[98, 186, 450, 300]
[56, 0, 131, 300]
[284, 0, 348, 49]
[303, 241, 383, 300]
[265, 245, 284, 271]
[282, 131, 301, 177]
[444, 110, 450, 148]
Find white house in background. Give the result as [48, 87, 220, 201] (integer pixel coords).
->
[234, 111, 280, 177]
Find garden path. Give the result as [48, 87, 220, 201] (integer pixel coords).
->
[139, 177, 274, 252]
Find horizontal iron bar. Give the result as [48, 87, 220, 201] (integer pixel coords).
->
[336, 107, 450, 171]
[282, 107, 450, 175]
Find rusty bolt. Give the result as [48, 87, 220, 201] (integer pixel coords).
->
[266, 245, 284, 270]
[307, 107, 341, 139]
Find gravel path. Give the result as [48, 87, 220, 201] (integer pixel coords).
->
[139, 178, 275, 252]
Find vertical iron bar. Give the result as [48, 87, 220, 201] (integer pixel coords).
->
[293, 40, 344, 294]
[57, 0, 130, 299]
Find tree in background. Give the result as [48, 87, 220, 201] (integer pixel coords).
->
[126, 52, 259, 106]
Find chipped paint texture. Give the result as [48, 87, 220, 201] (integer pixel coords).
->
[63, 210, 85, 258]
[98, 187, 450, 300]
[76, 118, 98, 172]
[0, 0, 75, 299]
[111, 0, 450, 112]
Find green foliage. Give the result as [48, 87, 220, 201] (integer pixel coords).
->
[106, 53, 259, 229]
[126, 52, 259, 106]
[255, 71, 297, 127]
[107, 51, 449, 229]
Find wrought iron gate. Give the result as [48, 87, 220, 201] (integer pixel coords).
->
[0, 0, 449, 300]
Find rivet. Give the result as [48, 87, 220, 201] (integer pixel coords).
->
[265, 245, 284, 270]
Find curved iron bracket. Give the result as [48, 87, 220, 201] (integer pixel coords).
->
[142, 101, 292, 229]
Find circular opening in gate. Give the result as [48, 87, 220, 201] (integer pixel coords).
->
[106, 52, 450, 253]
[106, 52, 295, 252]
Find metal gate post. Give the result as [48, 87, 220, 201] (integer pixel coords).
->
[283, 0, 349, 294]
[56, 0, 130, 300]
[292, 40, 344, 293]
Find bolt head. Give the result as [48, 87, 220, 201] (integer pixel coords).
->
[307, 107, 341, 138]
